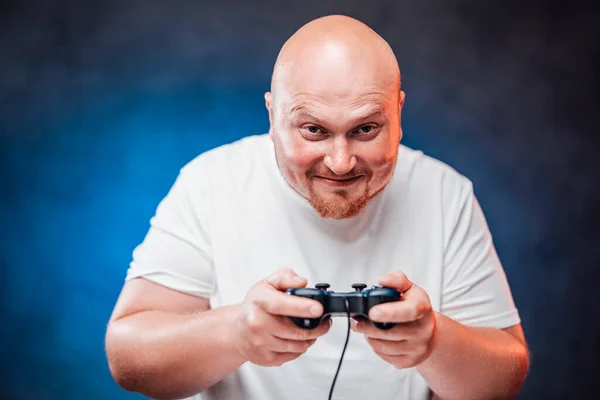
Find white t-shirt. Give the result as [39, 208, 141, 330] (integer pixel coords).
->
[126, 133, 520, 400]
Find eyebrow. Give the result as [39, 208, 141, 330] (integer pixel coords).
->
[289, 105, 387, 125]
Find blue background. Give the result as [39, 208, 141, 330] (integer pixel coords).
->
[1, 0, 599, 399]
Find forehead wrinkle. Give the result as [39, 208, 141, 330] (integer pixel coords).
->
[284, 93, 390, 113]
[287, 102, 389, 126]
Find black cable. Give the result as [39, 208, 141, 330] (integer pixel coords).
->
[328, 299, 351, 400]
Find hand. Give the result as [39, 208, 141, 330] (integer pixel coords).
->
[233, 268, 332, 367]
[351, 271, 437, 369]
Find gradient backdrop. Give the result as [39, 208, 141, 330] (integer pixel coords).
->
[1, 1, 599, 399]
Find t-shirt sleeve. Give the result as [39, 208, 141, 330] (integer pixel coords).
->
[125, 162, 215, 298]
[440, 178, 520, 329]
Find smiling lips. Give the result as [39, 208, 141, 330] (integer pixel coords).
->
[315, 175, 363, 186]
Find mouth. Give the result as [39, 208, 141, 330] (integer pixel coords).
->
[315, 175, 363, 186]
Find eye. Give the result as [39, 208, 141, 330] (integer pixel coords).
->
[355, 125, 376, 135]
[304, 125, 323, 134]
[299, 124, 328, 141]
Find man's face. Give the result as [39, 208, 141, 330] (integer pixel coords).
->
[266, 88, 404, 220]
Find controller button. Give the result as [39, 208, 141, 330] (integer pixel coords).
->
[315, 283, 331, 291]
[352, 283, 367, 292]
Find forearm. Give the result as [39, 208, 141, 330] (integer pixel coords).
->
[417, 313, 529, 400]
[105, 304, 246, 399]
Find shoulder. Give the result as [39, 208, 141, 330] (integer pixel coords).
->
[168, 134, 272, 205]
[395, 145, 481, 253]
[396, 144, 474, 201]
[180, 134, 269, 176]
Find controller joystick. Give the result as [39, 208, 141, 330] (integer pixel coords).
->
[352, 283, 367, 292]
[286, 283, 402, 330]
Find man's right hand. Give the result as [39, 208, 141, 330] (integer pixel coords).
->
[232, 268, 331, 367]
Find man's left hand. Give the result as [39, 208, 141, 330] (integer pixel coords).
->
[351, 271, 438, 369]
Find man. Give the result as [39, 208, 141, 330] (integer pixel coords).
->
[105, 14, 529, 400]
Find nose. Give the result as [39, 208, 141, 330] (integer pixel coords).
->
[323, 140, 357, 175]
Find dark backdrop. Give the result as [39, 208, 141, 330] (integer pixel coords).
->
[1, 1, 599, 399]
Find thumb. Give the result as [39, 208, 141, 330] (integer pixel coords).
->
[265, 268, 307, 290]
[379, 270, 413, 293]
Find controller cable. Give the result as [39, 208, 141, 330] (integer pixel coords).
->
[328, 298, 351, 400]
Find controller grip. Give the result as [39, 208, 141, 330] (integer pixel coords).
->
[373, 321, 395, 330]
[291, 317, 322, 330]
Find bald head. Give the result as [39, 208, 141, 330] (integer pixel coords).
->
[265, 15, 405, 220]
[270, 15, 401, 103]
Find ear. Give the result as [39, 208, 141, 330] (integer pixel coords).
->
[265, 92, 274, 141]
[398, 90, 406, 143]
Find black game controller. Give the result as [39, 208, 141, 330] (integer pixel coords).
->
[286, 283, 402, 330]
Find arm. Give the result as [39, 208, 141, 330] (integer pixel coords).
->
[418, 315, 529, 400]
[105, 163, 240, 398]
[106, 270, 331, 400]
[105, 278, 246, 399]
[107, 164, 329, 398]
[354, 178, 528, 399]
[426, 176, 529, 399]
[353, 272, 528, 400]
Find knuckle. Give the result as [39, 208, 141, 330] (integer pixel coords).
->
[249, 323, 261, 335]
[251, 281, 268, 296]
[251, 336, 264, 348]
[294, 327, 309, 340]
[277, 267, 295, 277]
[408, 304, 420, 320]
[246, 311, 263, 333]
[284, 341, 295, 353]
[295, 341, 307, 353]
[418, 302, 431, 317]
[367, 337, 381, 353]
[417, 343, 428, 356]
[264, 351, 276, 363]
[319, 321, 331, 334]
[389, 270, 407, 282]
[383, 330, 396, 341]
[286, 340, 297, 350]
[244, 311, 255, 327]
[253, 294, 277, 315]
[263, 301, 279, 315]
[250, 295, 263, 310]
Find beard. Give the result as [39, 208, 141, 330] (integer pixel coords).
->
[307, 177, 371, 220]
[271, 139, 382, 220]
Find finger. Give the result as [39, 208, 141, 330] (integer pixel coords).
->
[266, 336, 317, 354]
[369, 291, 431, 323]
[271, 352, 304, 366]
[273, 315, 332, 340]
[378, 270, 413, 293]
[265, 268, 307, 290]
[366, 337, 412, 356]
[255, 287, 324, 318]
[375, 353, 415, 369]
[351, 318, 420, 340]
